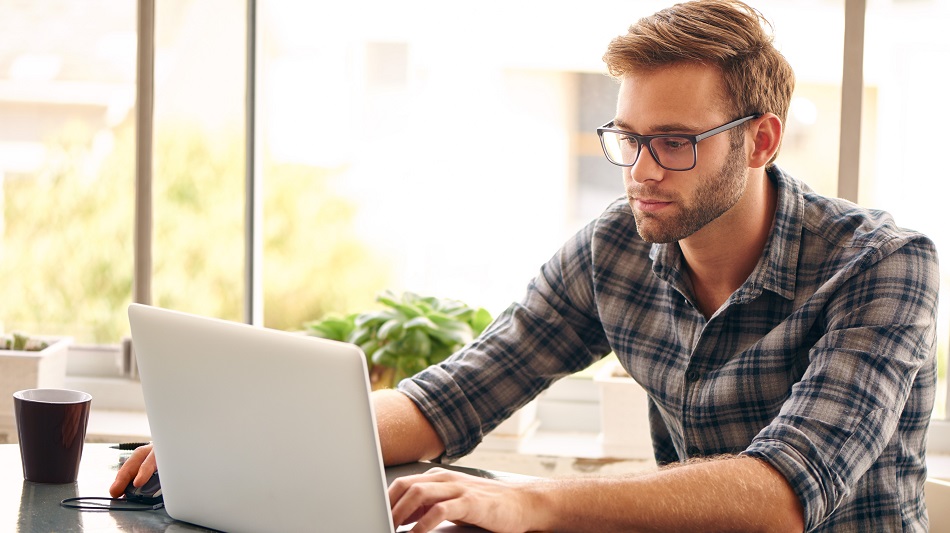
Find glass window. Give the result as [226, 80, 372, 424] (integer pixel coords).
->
[4, 0, 946, 426]
[861, 0, 950, 416]
[252, 0, 856, 330]
[256, 2, 641, 328]
[758, 0, 949, 418]
[150, 0, 247, 322]
[767, 0, 847, 197]
[0, 1, 136, 343]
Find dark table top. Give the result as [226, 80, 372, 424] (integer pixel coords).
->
[2, 443, 523, 532]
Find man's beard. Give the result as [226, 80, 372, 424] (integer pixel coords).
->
[629, 143, 748, 244]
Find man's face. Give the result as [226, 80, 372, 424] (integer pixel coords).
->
[615, 64, 749, 244]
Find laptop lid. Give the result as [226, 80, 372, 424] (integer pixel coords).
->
[128, 303, 394, 533]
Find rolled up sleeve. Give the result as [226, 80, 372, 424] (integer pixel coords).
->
[397, 220, 613, 461]
[744, 236, 938, 531]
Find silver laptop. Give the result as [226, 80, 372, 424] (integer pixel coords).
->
[128, 303, 396, 532]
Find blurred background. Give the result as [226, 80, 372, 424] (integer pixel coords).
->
[1, 0, 947, 412]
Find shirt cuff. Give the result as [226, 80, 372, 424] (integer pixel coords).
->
[743, 436, 835, 532]
[396, 365, 485, 462]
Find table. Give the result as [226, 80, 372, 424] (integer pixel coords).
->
[1, 443, 526, 532]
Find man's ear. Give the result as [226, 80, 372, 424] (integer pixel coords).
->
[748, 113, 782, 169]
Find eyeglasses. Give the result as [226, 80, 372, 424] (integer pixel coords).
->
[596, 114, 761, 171]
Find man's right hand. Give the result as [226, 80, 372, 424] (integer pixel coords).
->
[109, 444, 158, 498]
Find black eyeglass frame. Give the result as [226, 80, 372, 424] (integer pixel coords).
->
[596, 113, 762, 171]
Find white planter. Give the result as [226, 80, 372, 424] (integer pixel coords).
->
[478, 400, 540, 452]
[594, 359, 654, 460]
[0, 336, 72, 443]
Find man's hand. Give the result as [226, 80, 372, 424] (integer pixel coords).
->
[389, 467, 539, 533]
[109, 444, 158, 498]
[389, 456, 803, 533]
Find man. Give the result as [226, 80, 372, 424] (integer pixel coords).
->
[113, 1, 939, 531]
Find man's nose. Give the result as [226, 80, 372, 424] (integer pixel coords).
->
[628, 145, 664, 184]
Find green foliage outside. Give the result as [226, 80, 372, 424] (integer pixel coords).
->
[0, 122, 135, 341]
[0, 119, 388, 342]
[260, 157, 389, 333]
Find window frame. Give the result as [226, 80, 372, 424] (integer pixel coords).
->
[62, 0, 950, 451]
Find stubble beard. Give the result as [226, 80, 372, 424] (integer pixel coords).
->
[630, 143, 748, 244]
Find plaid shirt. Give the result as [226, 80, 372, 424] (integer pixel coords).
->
[399, 166, 939, 532]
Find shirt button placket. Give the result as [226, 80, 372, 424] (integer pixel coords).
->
[683, 368, 703, 458]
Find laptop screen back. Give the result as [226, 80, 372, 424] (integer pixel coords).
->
[128, 303, 394, 533]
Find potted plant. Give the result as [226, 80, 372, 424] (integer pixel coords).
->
[0, 332, 73, 443]
[305, 291, 493, 390]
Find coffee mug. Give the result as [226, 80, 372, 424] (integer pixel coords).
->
[13, 389, 92, 483]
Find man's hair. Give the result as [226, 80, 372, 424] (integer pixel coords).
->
[603, 0, 795, 163]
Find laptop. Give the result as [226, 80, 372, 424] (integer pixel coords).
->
[128, 303, 415, 532]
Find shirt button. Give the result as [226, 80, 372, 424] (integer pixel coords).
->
[685, 369, 701, 383]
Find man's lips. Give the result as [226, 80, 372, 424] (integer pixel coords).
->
[631, 198, 673, 212]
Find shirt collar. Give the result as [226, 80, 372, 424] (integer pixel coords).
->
[649, 165, 802, 302]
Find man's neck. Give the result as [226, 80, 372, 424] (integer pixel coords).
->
[680, 169, 777, 319]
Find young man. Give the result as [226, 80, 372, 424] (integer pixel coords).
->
[114, 1, 939, 531]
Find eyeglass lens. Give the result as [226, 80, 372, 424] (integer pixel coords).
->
[600, 133, 695, 170]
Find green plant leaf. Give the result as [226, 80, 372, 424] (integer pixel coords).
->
[377, 318, 405, 342]
[443, 305, 472, 319]
[354, 309, 399, 328]
[377, 294, 425, 320]
[304, 314, 356, 341]
[376, 293, 398, 306]
[428, 342, 456, 364]
[426, 321, 473, 347]
[403, 316, 438, 332]
[359, 338, 379, 358]
[469, 308, 493, 335]
[395, 329, 432, 358]
[397, 355, 429, 378]
[426, 312, 458, 327]
[301, 291, 492, 379]
[13, 333, 28, 351]
[371, 345, 398, 367]
[305, 324, 334, 339]
[347, 328, 373, 346]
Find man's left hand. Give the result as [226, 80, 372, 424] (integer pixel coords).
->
[388, 467, 539, 533]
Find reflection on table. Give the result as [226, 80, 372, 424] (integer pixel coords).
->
[1, 443, 528, 532]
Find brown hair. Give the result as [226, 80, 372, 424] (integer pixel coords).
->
[603, 0, 795, 163]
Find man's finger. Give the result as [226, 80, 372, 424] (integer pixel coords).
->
[390, 479, 463, 528]
[408, 499, 466, 533]
[132, 448, 158, 486]
[109, 445, 155, 497]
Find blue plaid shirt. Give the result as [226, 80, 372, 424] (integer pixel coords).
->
[399, 166, 939, 531]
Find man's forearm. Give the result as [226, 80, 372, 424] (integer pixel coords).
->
[373, 389, 445, 466]
[527, 455, 804, 532]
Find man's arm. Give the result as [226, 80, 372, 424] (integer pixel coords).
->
[389, 454, 804, 533]
[374, 389, 445, 466]
[531, 455, 804, 532]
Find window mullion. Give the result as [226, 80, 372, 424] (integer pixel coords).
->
[244, 0, 263, 326]
[133, 0, 155, 308]
[836, 0, 866, 203]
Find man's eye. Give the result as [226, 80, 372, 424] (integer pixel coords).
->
[620, 135, 639, 146]
[659, 138, 690, 150]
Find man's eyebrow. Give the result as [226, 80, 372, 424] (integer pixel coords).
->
[612, 118, 698, 134]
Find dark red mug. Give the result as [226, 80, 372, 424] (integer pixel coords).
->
[13, 389, 92, 484]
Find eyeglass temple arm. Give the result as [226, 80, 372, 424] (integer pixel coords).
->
[694, 114, 762, 142]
